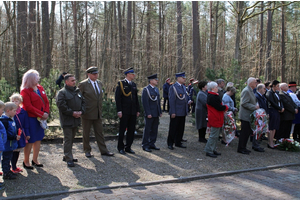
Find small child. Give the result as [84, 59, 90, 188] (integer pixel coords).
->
[0, 100, 7, 189]
[0, 102, 20, 180]
[10, 93, 30, 174]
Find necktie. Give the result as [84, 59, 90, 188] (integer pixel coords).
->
[94, 82, 100, 95]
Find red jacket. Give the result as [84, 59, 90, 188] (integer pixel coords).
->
[207, 91, 228, 128]
[21, 85, 50, 118]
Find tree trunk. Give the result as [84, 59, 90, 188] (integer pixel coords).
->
[209, 2, 213, 69]
[65, 2, 69, 72]
[85, 2, 89, 69]
[212, 1, 219, 70]
[126, 1, 132, 69]
[281, 2, 286, 82]
[72, 1, 79, 79]
[42, 1, 52, 78]
[4, 1, 20, 91]
[117, 2, 125, 70]
[28, 2, 36, 69]
[234, 1, 244, 80]
[60, 1, 65, 71]
[192, 1, 201, 80]
[146, 1, 151, 74]
[177, 1, 183, 72]
[259, 1, 264, 77]
[37, 1, 42, 72]
[265, 8, 273, 81]
[50, 1, 55, 54]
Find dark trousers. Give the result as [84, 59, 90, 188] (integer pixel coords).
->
[237, 120, 252, 152]
[163, 98, 169, 112]
[63, 127, 77, 162]
[167, 116, 186, 146]
[11, 151, 20, 170]
[142, 117, 159, 148]
[293, 124, 300, 140]
[118, 114, 137, 151]
[198, 127, 207, 140]
[277, 120, 293, 139]
[2, 151, 13, 174]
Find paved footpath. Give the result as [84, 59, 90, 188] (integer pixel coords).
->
[40, 166, 300, 200]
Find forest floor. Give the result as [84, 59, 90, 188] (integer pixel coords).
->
[1, 112, 300, 199]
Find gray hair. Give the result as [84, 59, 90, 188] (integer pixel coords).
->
[247, 77, 256, 85]
[279, 83, 287, 89]
[257, 83, 265, 91]
[226, 86, 236, 93]
[216, 79, 225, 85]
[226, 82, 234, 87]
[207, 81, 218, 91]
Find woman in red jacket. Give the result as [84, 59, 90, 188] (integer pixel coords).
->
[204, 81, 228, 158]
[20, 69, 49, 169]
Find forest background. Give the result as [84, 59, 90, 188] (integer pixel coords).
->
[0, 1, 299, 131]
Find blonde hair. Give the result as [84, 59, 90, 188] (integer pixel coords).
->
[9, 93, 23, 102]
[20, 69, 40, 91]
[4, 102, 18, 112]
[0, 100, 5, 109]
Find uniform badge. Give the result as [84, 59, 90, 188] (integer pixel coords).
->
[152, 96, 155, 99]
[78, 94, 81, 98]
[42, 91, 45, 94]
[12, 122, 16, 126]
[180, 94, 182, 97]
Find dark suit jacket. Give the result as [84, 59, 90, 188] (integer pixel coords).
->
[266, 89, 283, 111]
[142, 85, 162, 117]
[279, 91, 297, 121]
[115, 79, 140, 115]
[255, 92, 269, 114]
[78, 78, 102, 120]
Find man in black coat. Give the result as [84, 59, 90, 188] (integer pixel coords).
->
[141, 74, 162, 152]
[277, 83, 298, 139]
[115, 68, 140, 155]
[162, 78, 171, 112]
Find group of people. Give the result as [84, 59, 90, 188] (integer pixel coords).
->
[1, 66, 299, 189]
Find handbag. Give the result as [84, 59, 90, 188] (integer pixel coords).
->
[15, 114, 28, 143]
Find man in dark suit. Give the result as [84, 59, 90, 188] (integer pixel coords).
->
[167, 72, 191, 150]
[162, 78, 171, 112]
[115, 68, 140, 155]
[252, 83, 268, 152]
[141, 74, 162, 152]
[278, 83, 298, 139]
[79, 67, 114, 158]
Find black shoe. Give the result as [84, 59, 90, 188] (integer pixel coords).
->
[63, 157, 78, 162]
[143, 147, 152, 152]
[150, 146, 160, 150]
[206, 153, 217, 158]
[32, 160, 43, 167]
[199, 138, 207, 143]
[119, 149, 126, 155]
[267, 144, 275, 149]
[181, 139, 187, 142]
[3, 171, 17, 180]
[252, 147, 265, 152]
[168, 145, 174, 150]
[245, 149, 251, 153]
[85, 152, 92, 158]
[237, 150, 250, 155]
[23, 162, 34, 170]
[213, 151, 221, 155]
[125, 149, 135, 154]
[221, 140, 228, 145]
[67, 161, 75, 167]
[175, 144, 186, 148]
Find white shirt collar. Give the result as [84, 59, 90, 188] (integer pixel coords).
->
[149, 84, 155, 88]
[176, 81, 181, 86]
[89, 78, 97, 84]
[125, 78, 131, 84]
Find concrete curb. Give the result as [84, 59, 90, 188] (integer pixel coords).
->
[3, 162, 300, 200]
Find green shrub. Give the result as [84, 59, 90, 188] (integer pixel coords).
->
[0, 78, 17, 102]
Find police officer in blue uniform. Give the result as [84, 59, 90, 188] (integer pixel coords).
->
[115, 68, 140, 155]
[141, 74, 162, 152]
[167, 72, 191, 150]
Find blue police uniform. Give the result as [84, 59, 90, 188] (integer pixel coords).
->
[141, 74, 162, 151]
[167, 72, 190, 149]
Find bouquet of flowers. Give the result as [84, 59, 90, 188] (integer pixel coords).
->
[223, 111, 236, 145]
[250, 108, 268, 140]
[274, 138, 300, 152]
